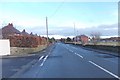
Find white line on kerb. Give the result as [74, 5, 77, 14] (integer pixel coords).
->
[38, 56, 44, 61]
[89, 61, 120, 79]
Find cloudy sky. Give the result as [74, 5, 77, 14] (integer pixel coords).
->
[0, 0, 119, 39]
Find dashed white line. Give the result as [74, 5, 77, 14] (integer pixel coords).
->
[75, 53, 83, 58]
[65, 46, 84, 59]
[89, 61, 120, 79]
[38, 56, 44, 61]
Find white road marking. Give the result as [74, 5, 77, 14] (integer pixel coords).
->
[38, 56, 44, 61]
[40, 55, 49, 67]
[89, 61, 120, 79]
[76, 53, 83, 58]
[40, 63, 44, 67]
[68, 49, 73, 53]
[64, 46, 83, 59]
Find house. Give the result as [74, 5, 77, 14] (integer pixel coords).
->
[2, 23, 21, 39]
[1, 23, 47, 47]
[21, 29, 29, 36]
[73, 35, 89, 44]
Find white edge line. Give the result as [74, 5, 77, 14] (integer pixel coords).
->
[89, 61, 120, 79]
[38, 56, 44, 61]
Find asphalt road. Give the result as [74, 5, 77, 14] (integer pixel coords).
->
[1, 42, 120, 79]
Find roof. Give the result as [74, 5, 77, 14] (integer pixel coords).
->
[21, 29, 29, 35]
[2, 23, 21, 35]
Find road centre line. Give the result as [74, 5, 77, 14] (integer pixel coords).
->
[76, 53, 83, 58]
[65, 46, 84, 59]
[89, 61, 120, 79]
[65, 44, 119, 79]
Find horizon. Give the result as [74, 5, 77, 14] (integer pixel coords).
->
[1, 23, 118, 39]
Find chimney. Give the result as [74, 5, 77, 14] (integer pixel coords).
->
[8, 23, 13, 27]
[22, 29, 25, 32]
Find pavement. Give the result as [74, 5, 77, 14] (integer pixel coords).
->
[1, 42, 120, 79]
[1, 44, 55, 78]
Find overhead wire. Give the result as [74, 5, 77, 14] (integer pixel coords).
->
[48, 0, 65, 19]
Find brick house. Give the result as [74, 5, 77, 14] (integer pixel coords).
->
[2, 23, 47, 47]
[2, 23, 21, 39]
[73, 35, 89, 44]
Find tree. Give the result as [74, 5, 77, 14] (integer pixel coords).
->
[66, 37, 72, 42]
[90, 32, 101, 45]
[49, 37, 55, 43]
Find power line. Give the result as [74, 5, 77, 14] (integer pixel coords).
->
[48, 0, 65, 19]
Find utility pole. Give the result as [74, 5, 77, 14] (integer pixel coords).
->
[46, 16, 49, 46]
[74, 23, 76, 45]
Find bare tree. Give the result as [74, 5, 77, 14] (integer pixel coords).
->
[90, 32, 101, 45]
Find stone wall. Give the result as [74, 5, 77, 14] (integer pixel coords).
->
[10, 44, 47, 55]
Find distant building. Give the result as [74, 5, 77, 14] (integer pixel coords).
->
[73, 35, 89, 44]
[100, 37, 120, 42]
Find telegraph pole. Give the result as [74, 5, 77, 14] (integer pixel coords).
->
[74, 22, 76, 44]
[46, 16, 49, 46]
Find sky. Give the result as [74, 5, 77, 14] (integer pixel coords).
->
[0, 1, 119, 39]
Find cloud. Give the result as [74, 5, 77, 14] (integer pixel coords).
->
[27, 23, 118, 38]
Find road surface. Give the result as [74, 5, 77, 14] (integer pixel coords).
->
[1, 42, 120, 79]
